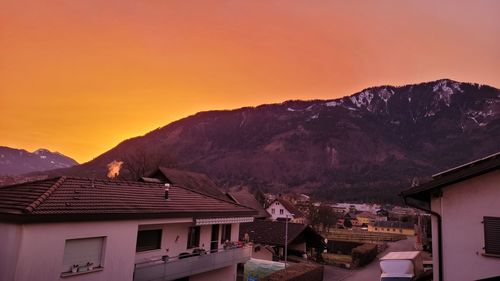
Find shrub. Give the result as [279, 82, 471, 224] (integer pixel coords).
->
[351, 243, 378, 267]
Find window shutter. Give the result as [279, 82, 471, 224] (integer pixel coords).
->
[484, 216, 500, 255]
[62, 237, 104, 272]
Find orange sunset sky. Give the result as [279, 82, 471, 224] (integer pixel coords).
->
[1, 0, 499, 163]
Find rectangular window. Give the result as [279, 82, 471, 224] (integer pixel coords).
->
[187, 226, 200, 249]
[280, 209, 284, 215]
[271, 208, 275, 214]
[62, 237, 104, 273]
[136, 229, 162, 252]
[484, 216, 500, 256]
[221, 224, 232, 243]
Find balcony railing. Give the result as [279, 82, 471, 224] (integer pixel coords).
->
[134, 246, 252, 281]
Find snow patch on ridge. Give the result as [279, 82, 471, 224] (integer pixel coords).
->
[432, 80, 463, 107]
[325, 100, 343, 107]
[350, 90, 374, 108]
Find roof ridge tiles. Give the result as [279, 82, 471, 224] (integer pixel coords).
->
[24, 176, 67, 213]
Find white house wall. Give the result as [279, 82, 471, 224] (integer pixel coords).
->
[14, 220, 137, 281]
[0, 223, 22, 281]
[430, 170, 500, 281]
[1, 217, 243, 281]
[266, 201, 295, 221]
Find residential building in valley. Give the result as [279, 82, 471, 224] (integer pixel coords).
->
[266, 197, 306, 224]
[402, 152, 500, 281]
[0, 177, 256, 281]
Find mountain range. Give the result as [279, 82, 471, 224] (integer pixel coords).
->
[14, 79, 500, 203]
[0, 147, 78, 176]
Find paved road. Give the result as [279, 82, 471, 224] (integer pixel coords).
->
[324, 236, 417, 281]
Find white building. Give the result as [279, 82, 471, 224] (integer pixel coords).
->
[402, 152, 500, 281]
[0, 177, 256, 281]
[266, 198, 306, 224]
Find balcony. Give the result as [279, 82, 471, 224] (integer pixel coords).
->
[134, 246, 252, 281]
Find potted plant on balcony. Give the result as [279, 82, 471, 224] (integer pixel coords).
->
[86, 262, 94, 271]
[71, 264, 79, 273]
[223, 241, 236, 250]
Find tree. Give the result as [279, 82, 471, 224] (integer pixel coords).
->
[119, 147, 176, 180]
[343, 218, 353, 228]
[307, 204, 340, 232]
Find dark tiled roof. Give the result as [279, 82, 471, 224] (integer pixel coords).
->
[0, 177, 256, 223]
[227, 190, 270, 219]
[272, 198, 305, 218]
[401, 152, 500, 202]
[374, 221, 414, 229]
[149, 167, 227, 200]
[239, 220, 325, 249]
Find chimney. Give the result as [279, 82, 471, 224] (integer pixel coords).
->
[164, 183, 170, 200]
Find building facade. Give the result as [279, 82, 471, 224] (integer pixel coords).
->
[402, 152, 500, 281]
[266, 198, 306, 224]
[0, 177, 256, 281]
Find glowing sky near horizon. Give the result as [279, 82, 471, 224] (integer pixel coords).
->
[1, 0, 499, 163]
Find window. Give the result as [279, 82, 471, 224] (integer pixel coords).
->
[221, 224, 232, 243]
[271, 208, 275, 214]
[136, 229, 162, 252]
[280, 209, 284, 215]
[62, 237, 104, 273]
[484, 216, 500, 256]
[187, 226, 200, 249]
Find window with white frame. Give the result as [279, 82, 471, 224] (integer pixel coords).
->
[271, 208, 275, 214]
[62, 237, 104, 273]
[279, 209, 284, 215]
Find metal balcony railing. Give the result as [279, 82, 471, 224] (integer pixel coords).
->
[134, 246, 252, 281]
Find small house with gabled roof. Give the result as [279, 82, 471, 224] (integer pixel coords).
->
[266, 197, 306, 224]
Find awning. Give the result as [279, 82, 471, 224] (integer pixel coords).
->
[195, 217, 254, 226]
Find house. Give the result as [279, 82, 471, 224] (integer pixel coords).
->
[142, 167, 227, 200]
[330, 206, 347, 215]
[356, 212, 377, 226]
[401, 152, 500, 281]
[368, 221, 415, 236]
[227, 190, 270, 220]
[0, 177, 257, 281]
[239, 220, 325, 262]
[266, 198, 306, 224]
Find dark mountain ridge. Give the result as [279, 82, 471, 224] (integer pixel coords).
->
[37, 79, 500, 203]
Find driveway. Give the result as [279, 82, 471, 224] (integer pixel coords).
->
[324, 236, 417, 281]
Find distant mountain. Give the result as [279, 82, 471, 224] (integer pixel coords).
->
[0, 147, 78, 176]
[41, 79, 500, 203]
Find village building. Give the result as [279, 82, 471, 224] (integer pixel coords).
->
[0, 177, 256, 281]
[402, 152, 500, 281]
[239, 220, 325, 262]
[356, 212, 377, 226]
[368, 221, 415, 236]
[266, 197, 306, 224]
[227, 190, 270, 220]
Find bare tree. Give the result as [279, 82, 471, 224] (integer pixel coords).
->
[118, 147, 176, 180]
